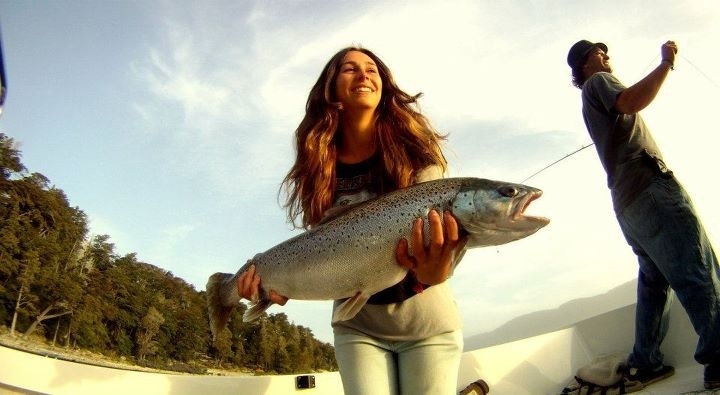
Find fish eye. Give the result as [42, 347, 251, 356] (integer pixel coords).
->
[498, 186, 519, 198]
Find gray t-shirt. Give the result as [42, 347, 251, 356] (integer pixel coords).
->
[581, 72, 668, 210]
[330, 163, 461, 341]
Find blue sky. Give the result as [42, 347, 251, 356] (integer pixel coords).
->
[1, 0, 718, 345]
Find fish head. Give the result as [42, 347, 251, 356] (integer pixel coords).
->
[451, 178, 550, 247]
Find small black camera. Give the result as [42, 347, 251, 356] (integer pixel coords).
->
[295, 374, 316, 389]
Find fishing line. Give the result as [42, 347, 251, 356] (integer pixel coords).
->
[640, 52, 719, 91]
[680, 54, 720, 90]
[640, 54, 662, 76]
[520, 143, 594, 183]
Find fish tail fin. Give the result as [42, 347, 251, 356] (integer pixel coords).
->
[242, 298, 274, 323]
[332, 292, 369, 323]
[206, 272, 235, 341]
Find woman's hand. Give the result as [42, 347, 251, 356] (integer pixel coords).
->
[395, 210, 466, 285]
[236, 263, 289, 305]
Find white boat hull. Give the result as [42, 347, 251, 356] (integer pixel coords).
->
[0, 282, 706, 394]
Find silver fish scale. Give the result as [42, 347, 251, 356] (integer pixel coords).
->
[250, 178, 471, 300]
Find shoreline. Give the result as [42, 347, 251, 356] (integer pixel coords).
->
[0, 332, 251, 377]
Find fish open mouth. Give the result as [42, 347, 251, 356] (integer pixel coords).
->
[514, 190, 550, 226]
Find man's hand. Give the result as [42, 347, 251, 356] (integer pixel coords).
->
[661, 40, 678, 66]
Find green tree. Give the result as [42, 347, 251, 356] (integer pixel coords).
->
[9, 251, 40, 336]
[137, 306, 165, 361]
[71, 293, 110, 349]
[211, 327, 233, 366]
[13, 180, 88, 338]
[66, 236, 120, 350]
[0, 133, 25, 179]
[0, 131, 338, 373]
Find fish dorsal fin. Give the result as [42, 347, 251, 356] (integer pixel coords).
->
[332, 292, 370, 323]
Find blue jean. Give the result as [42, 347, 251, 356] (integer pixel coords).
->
[616, 175, 720, 369]
[333, 329, 463, 395]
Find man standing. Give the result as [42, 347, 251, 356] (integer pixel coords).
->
[567, 39, 720, 391]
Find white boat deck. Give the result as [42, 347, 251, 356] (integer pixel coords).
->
[0, 299, 712, 394]
[458, 301, 707, 394]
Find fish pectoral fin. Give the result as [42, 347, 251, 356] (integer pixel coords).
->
[332, 292, 369, 323]
[243, 299, 274, 323]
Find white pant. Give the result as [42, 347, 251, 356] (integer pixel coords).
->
[334, 329, 463, 395]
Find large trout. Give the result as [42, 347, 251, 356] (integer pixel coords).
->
[207, 177, 549, 338]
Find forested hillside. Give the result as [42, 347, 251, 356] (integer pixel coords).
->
[0, 132, 337, 374]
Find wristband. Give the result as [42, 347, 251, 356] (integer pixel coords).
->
[662, 59, 674, 70]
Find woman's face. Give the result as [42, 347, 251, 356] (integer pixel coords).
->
[334, 50, 382, 113]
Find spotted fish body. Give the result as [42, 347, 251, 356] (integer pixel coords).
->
[206, 177, 549, 339]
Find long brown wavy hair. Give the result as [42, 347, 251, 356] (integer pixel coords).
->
[281, 46, 448, 229]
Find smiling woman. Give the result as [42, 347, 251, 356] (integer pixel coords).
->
[233, 46, 466, 395]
